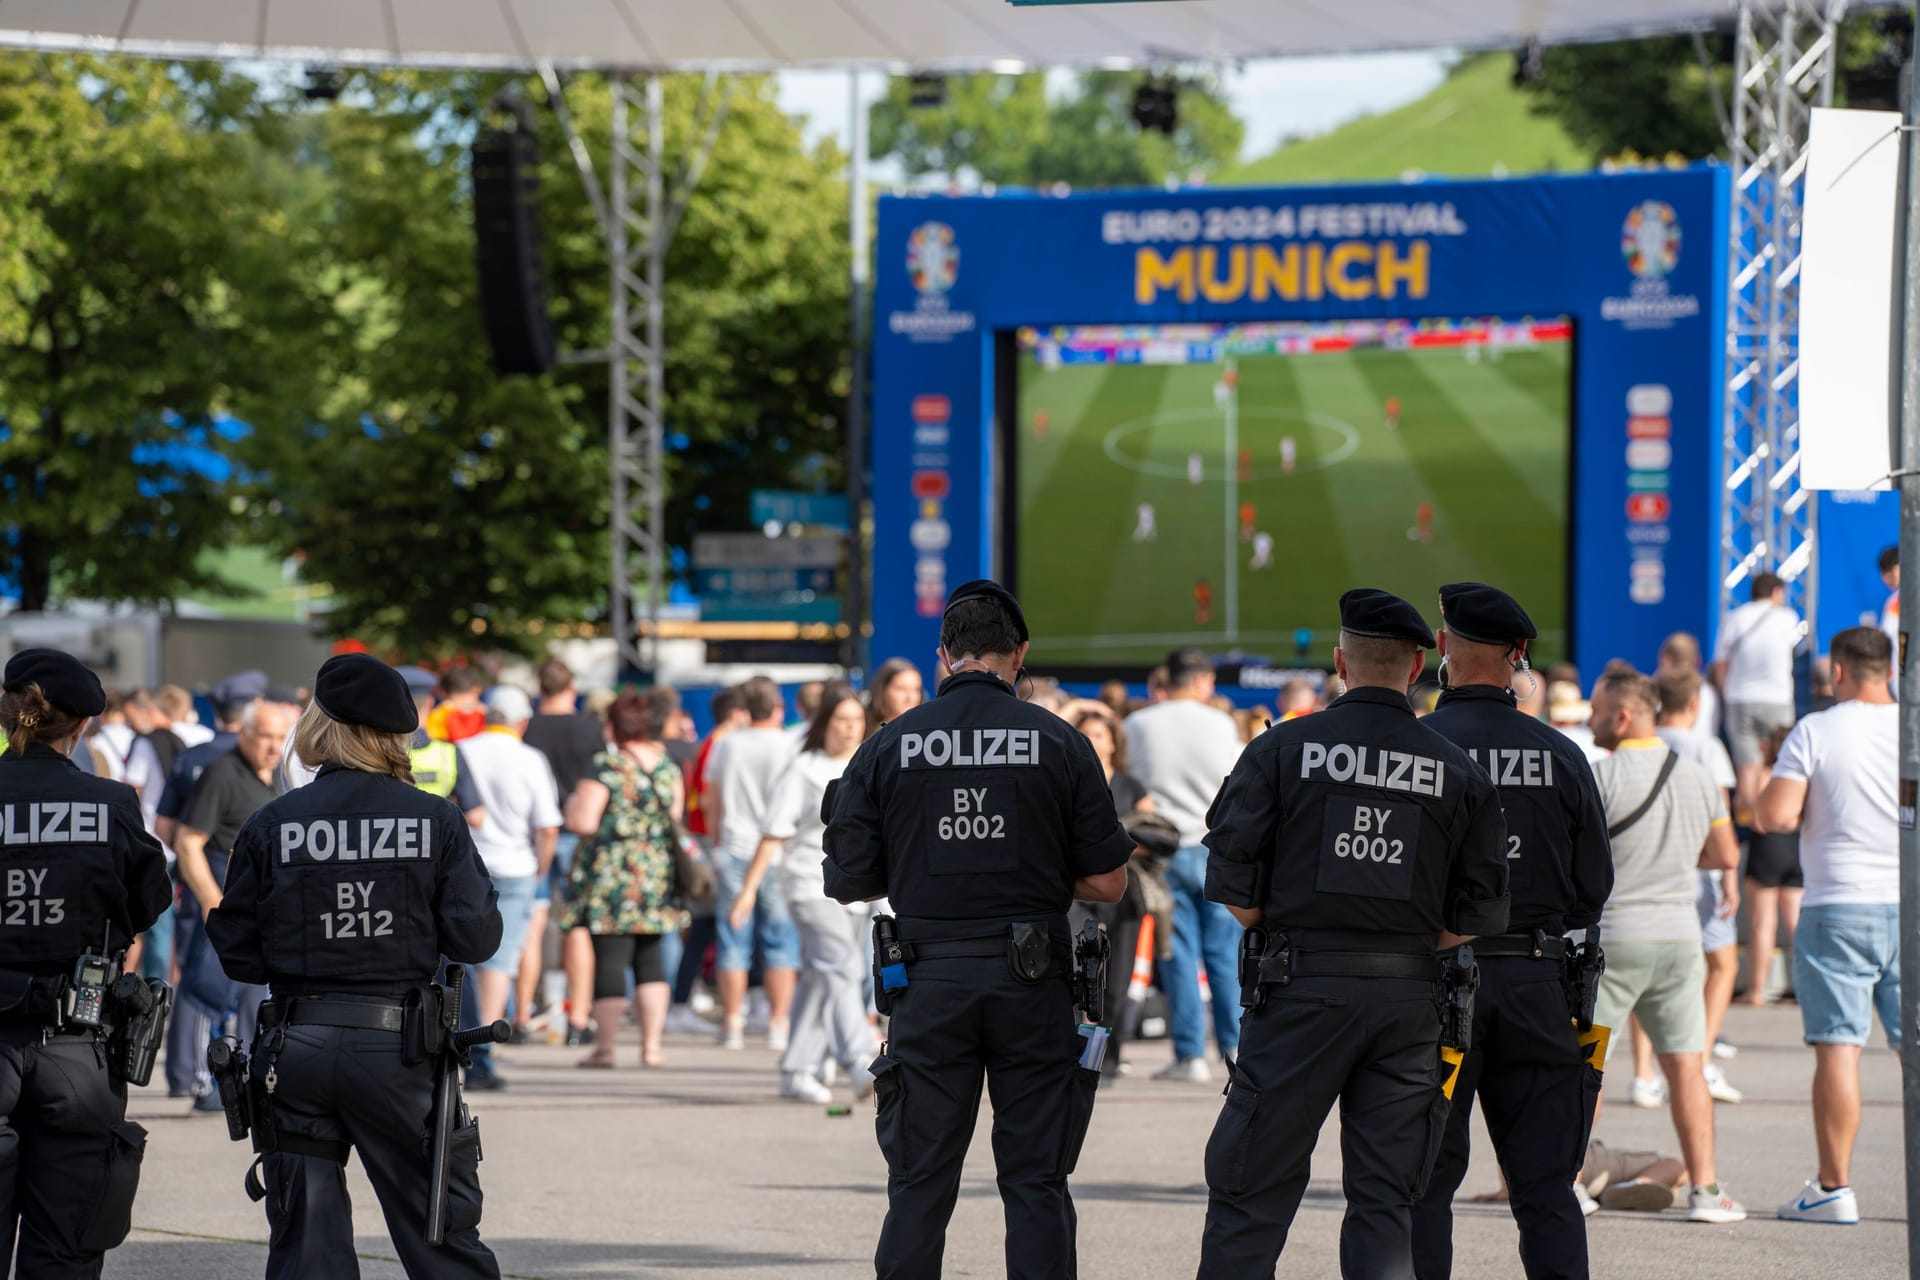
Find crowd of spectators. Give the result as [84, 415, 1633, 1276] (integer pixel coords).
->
[61, 555, 1898, 1222]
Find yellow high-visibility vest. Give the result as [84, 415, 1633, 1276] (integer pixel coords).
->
[410, 739, 459, 798]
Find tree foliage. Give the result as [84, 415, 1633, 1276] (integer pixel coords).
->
[0, 55, 322, 611]
[870, 71, 1244, 188]
[1522, 17, 1912, 162]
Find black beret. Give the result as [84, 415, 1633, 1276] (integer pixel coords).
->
[943, 579, 1030, 644]
[1438, 581, 1537, 646]
[3, 648, 106, 719]
[312, 654, 418, 735]
[1338, 588, 1436, 649]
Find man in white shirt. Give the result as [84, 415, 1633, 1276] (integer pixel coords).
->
[1712, 572, 1802, 817]
[458, 684, 560, 1083]
[704, 675, 800, 1050]
[1756, 627, 1900, 1226]
[1654, 668, 1743, 1105]
[1123, 648, 1245, 1082]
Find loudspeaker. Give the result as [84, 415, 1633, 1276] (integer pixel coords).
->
[471, 123, 556, 376]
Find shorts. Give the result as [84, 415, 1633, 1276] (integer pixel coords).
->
[590, 932, 669, 999]
[1746, 830, 1804, 888]
[711, 848, 801, 973]
[546, 833, 579, 906]
[1724, 701, 1795, 768]
[480, 874, 539, 975]
[1581, 1140, 1665, 1191]
[1593, 938, 1708, 1058]
[1696, 873, 1736, 953]
[1794, 903, 1901, 1049]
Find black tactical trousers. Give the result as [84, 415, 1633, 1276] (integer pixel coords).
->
[870, 956, 1099, 1280]
[1197, 975, 1446, 1280]
[256, 1025, 499, 1280]
[0, 1031, 144, 1280]
[1411, 957, 1598, 1280]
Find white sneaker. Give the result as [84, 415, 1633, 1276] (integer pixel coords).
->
[1573, 1182, 1599, 1218]
[1152, 1057, 1213, 1083]
[718, 1018, 745, 1051]
[1628, 1075, 1668, 1108]
[779, 1071, 833, 1104]
[818, 1060, 838, 1087]
[1712, 1038, 1739, 1060]
[1777, 1178, 1860, 1225]
[664, 1006, 712, 1037]
[766, 1017, 790, 1053]
[848, 1059, 875, 1101]
[1686, 1185, 1748, 1224]
[1703, 1063, 1743, 1104]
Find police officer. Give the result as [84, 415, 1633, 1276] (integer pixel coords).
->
[0, 648, 172, 1277]
[823, 580, 1134, 1280]
[1197, 589, 1509, 1279]
[1411, 583, 1613, 1280]
[206, 654, 504, 1280]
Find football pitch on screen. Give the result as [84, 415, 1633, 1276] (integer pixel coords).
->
[1014, 338, 1571, 669]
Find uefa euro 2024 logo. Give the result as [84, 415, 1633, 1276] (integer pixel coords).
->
[908, 222, 959, 296]
[1622, 201, 1681, 280]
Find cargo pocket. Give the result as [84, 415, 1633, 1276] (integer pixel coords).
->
[1203, 1080, 1260, 1199]
[1057, 1065, 1101, 1177]
[445, 1118, 485, 1236]
[77, 1120, 147, 1251]
[870, 1054, 908, 1177]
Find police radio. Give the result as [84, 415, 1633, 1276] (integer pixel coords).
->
[66, 927, 119, 1029]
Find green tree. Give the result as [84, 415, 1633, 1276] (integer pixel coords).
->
[1522, 17, 1911, 161]
[254, 72, 850, 656]
[871, 71, 1244, 188]
[0, 55, 324, 611]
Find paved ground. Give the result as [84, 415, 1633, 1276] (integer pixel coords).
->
[107, 1001, 1906, 1278]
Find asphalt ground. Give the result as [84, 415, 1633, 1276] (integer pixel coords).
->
[107, 1000, 1904, 1279]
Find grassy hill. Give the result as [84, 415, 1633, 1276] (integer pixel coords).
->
[1225, 54, 1596, 187]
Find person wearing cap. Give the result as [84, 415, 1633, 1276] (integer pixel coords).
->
[448, 684, 560, 1089]
[1196, 588, 1510, 1279]
[206, 654, 504, 1280]
[1411, 583, 1614, 1280]
[822, 579, 1133, 1280]
[0, 648, 172, 1276]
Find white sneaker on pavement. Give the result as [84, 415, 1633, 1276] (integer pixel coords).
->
[1686, 1185, 1748, 1224]
[1152, 1057, 1213, 1083]
[819, 1060, 838, 1087]
[1628, 1075, 1668, 1108]
[1573, 1183, 1598, 1218]
[1712, 1038, 1739, 1060]
[766, 1017, 790, 1053]
[1703, 1062, 1744, 1104]
[849, 1059, 875, 1101]
[779, 1071, 833, 1104]
[719, 1018, 746, 1051]
[1777, 1178, 1860, 1225]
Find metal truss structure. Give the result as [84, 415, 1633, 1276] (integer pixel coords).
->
[1721, 0, 1846, 636]
[545, 69, 731, 672]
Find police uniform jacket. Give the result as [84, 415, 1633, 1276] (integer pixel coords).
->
[0, 744, 171, 980]
[822, 671, 1134, 926]
[1204, 686, 1510, 948]
[1422, 684, 1612, 935]
[206, 765, 503, 996]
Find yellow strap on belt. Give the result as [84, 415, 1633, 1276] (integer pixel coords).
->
[1439, 1044, 1465, 1100]
[1575, 1021, 1612, 1071]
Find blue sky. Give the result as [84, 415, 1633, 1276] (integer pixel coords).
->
[776, 50, 1454, 170]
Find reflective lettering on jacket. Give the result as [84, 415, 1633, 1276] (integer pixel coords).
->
[278, 818, 435, 864]
[898, 728, 1042, 769]
[1298, 742, 1445, 798]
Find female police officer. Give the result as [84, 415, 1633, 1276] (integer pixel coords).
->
[0, 648, 171, 1278]
[207, 654, 504, 1280]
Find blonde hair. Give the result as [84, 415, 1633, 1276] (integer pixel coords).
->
[291, 700, 414, 783]
[0, 684, 84, 754]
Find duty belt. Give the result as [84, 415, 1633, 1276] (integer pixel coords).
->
[904, 938, 1008, 961]
[1252, 947, 1441, 985]
[260, 995, 407, 1034]
[1469, 931, 1570, 961]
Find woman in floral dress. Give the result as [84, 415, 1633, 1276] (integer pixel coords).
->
[561, 689, 688, 1068]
